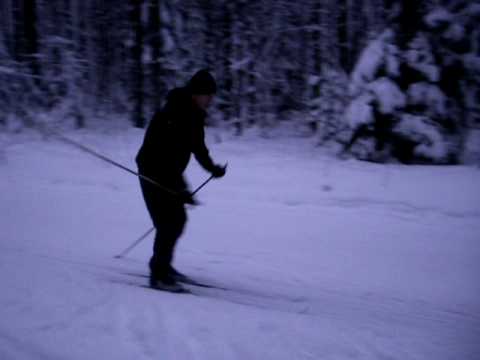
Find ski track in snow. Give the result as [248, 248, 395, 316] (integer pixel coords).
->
[0, 130, 479, 360]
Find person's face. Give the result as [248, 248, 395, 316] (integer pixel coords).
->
[192, 94, 214, 110]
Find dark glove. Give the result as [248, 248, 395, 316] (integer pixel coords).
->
[211, 163, 227, 178]
[178, 190, 198, 205]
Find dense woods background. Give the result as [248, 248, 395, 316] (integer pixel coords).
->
[1, 0, 479, 163]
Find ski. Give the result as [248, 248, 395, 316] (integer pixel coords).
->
[175, 275, 220, 289]
[142, 284, 192, 294]
[122, 272, 227, 290]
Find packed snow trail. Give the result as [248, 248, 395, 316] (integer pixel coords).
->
[0, 129, 479, 360]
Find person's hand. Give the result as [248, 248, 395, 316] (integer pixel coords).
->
[211, 163, 227, 178]
[178, 190, 198, 205]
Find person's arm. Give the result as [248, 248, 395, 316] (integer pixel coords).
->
[192, 124, 216, 172]
[192, 123, 226, 178]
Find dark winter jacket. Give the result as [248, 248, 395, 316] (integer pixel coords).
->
[136, 87, 216, 191]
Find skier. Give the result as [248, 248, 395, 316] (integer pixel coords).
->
[136, 69, 226, 292]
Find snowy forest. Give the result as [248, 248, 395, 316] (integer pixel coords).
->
[1, 0, 479, 164]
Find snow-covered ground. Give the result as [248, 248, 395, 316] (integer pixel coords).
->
[0, 127, 479, 360]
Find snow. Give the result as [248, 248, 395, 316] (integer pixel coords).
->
[463, 129, 480, 165]
[464, 53, 480, 72]
[464, 3, 480, 19]
[349, 30, 395, 96]
[368, 77, 406, 114]
[344, 78, 405, 128]
[407, 82, 447, 116]
[385, 43, 400, 77]
[444, 23, 465, 42]
[393, 114, 448, 161]
[344, 94, 373, 127]
[1, 128, 480, 360]
[0, 66, 15, 75]
[424, 8, 453, 28]
[405, 36, 440, 83]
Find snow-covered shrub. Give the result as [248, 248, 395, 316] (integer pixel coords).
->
[349, 30, 400, 96]
[342, 4, 480, 164]
[462, 129, 480, 165]
[404, 35, 440, 83]
[407, 82, 447, 117]
[368, 77, 406, 114]
[344, 94, 374, 129]
[392, 114, 448, 162]
[307, 67, 349, 143]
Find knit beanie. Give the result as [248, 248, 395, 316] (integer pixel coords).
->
[187, 69, 217, 95]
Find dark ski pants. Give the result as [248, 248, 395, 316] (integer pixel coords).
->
[139, 178, 187, 279]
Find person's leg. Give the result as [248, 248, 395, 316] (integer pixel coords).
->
[139, 178, 187, 281]
[149, 203, 187, 280]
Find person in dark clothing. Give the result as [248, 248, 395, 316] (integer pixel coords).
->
[136, 69, 226, 292]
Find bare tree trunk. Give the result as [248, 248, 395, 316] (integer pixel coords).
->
[219, 2, 233, 123]
[397, 0, 424, 50]
[69, 0, 86, 128]
[0, 0, 14, 56]
[23, 0, 40, 80]
[131, 0, 145, 128]
[310, 0, 322, 99]
[322, 0, 339, 68]
[200, 0, 215, 68]
[148, 0, 164, 112]
[245, 1, 257, 125]
[12, 0, 40, 126]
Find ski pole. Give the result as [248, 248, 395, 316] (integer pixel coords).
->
[114, 227, 155, 259]
[35, 123, 179, 196]
[114, 174, 216, 259]
[191, 173, 215, 196]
